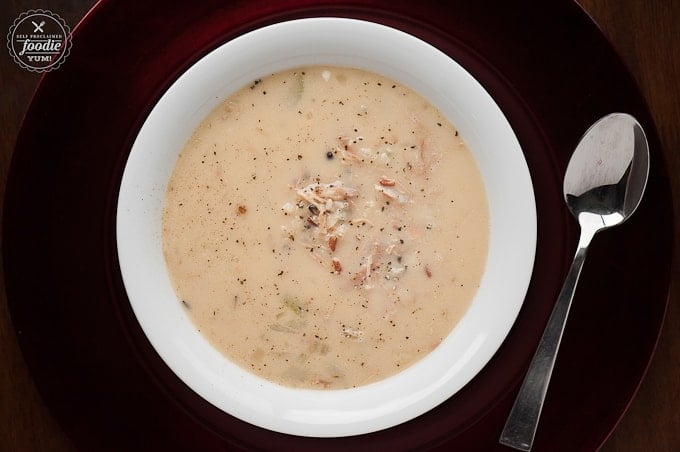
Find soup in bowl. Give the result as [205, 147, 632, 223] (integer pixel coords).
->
[117, 18, 536, 437]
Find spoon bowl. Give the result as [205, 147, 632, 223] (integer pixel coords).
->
[564, 113, 649, 227]
[499, 113, 649, 451]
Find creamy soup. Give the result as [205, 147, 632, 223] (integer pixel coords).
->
[162, 66, 489, 389]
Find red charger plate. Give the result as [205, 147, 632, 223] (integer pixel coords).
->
[3, 1, 673, 450]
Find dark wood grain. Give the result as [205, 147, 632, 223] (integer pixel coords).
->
[1, 1, 677, 451]
[1, 3, 96, 451]
[576, 1, 680, 450]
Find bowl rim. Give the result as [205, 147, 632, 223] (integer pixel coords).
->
[116, 16, 536, 437]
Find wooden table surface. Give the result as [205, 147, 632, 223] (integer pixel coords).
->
[1, 1, 678, 450]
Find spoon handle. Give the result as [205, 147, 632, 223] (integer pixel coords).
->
[499, 227, 596, 451]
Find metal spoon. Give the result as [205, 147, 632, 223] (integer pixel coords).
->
[499, 113, 650, 451]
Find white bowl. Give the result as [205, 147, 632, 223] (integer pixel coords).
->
[117, 18, 536, 437]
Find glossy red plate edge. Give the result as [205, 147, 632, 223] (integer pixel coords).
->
[3, 1, 673, 451]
